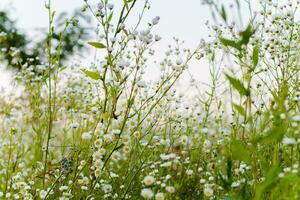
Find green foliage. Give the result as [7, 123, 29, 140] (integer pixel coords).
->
[231, 140, 250, 163]
[219, 38, 242, 51]
[219, 24, 255, 52]
[255, 166, 281, 200]
[221, 5, 227, 22]
[252, 45, 259, 68]
[88, 42, 106, 49]
[225, 74, 250, 96]
[239, 24, 255, 46]
[0, 0, 300, 199]
[81, 69, 101, 80]
[0, 9, 91, 70]
[258, 125, 286, 144]
[233, 103, 246, 115]
[0, 11, 37, 69]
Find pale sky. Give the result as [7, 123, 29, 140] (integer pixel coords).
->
[0, 0, 259, 89]
[1, 0, 210, 45]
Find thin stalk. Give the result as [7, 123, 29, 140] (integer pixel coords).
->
[43, 0, 53, 187]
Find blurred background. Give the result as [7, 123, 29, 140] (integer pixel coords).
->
[0, 0, 257, 89]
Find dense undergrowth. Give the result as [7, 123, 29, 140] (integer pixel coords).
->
[0, 0, 300, 199]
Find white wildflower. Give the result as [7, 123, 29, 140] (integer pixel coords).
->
[141, 188, 154, 199]
[143, 175, 155, 186]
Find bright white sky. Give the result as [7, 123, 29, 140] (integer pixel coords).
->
[0, 0, 259, 89]
[1, 0, 210, 45]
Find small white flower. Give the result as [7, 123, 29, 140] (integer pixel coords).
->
[231, 181, 240, 187]
[98, 2, 104, 10]
[82, 132, 92, 140]
[186, 169, 193, 176]
[175, 58, 183, 65]
[160, 153, 176, 160]
[282, 136, 297, 145]
[99, 148, 106, 155]
[39, 190, 47, 199]
[107, 3, 114, 10]
[165, 186, 175, 193]
[112, 129, 121, 135]
[5, 193, 11, 198]
[165, 174, 171, 180]
[59, 186, 68, 191]
[82, 114, 89, 120]
[110, 37, 117, 43]
[95, 168, 101, 177]
[155, 192, 165, 200]
[18, 162, 25, 169]
[102, 184, 112, 193]
[160, 161, 172, 167]
[141, 188, 154, 199]
[143, 175, 155, 186]
[103, 134, 114, 142]
[172, 65, 179, 70]
[155, 35, 162, 41]
[94, 138, 103, 147]
[152, 16, 160, 25]
[110, 172, 119, 178]
[70, 123, 79, 129]
[278, 172, 285, 178]
[116, 59, 128, 69]
[203, 185, 214, 197]
[203, 139, 212, 149]
[137, 81, 147, 88]
[93, 151, 102, 160]
[292, 115, 300, 122]
[280, 113, 286, 119]
[180, 135, 189, 145]
[284, 167, 291, 172]
[81, 186, 88, 190]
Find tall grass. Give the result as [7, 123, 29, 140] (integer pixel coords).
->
[0, 0, 299, 199]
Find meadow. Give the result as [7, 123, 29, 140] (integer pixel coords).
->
[0, 0, 300, 199]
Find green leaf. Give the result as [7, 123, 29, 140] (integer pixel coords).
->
[218, 157, 233, 192]
[124, 0, 129, 10]
[231, 140, 250, 163]
[221, 5, 227, 22]
[102, 112, 110, 120]
[108, 13, 113, 24]
[233, 103, 246, 115]
[239, 24, 255, 45]
[81, 69, 101, 80]
[252, 45, 259, 68]
[218, 172, 230, 191]
[225, 74, 250, 96]
[0, 34, 6, 42]
[255, 165, 281, 200]
[88, 42, 106, 49]
[51, 11, 56, 20]
[258, 126, 286, 144]
[219, 38, 242, 51]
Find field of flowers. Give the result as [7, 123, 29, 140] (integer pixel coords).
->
[0, 0, 300, 199]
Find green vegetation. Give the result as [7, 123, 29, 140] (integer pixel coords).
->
[0, 0, 300, 199]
